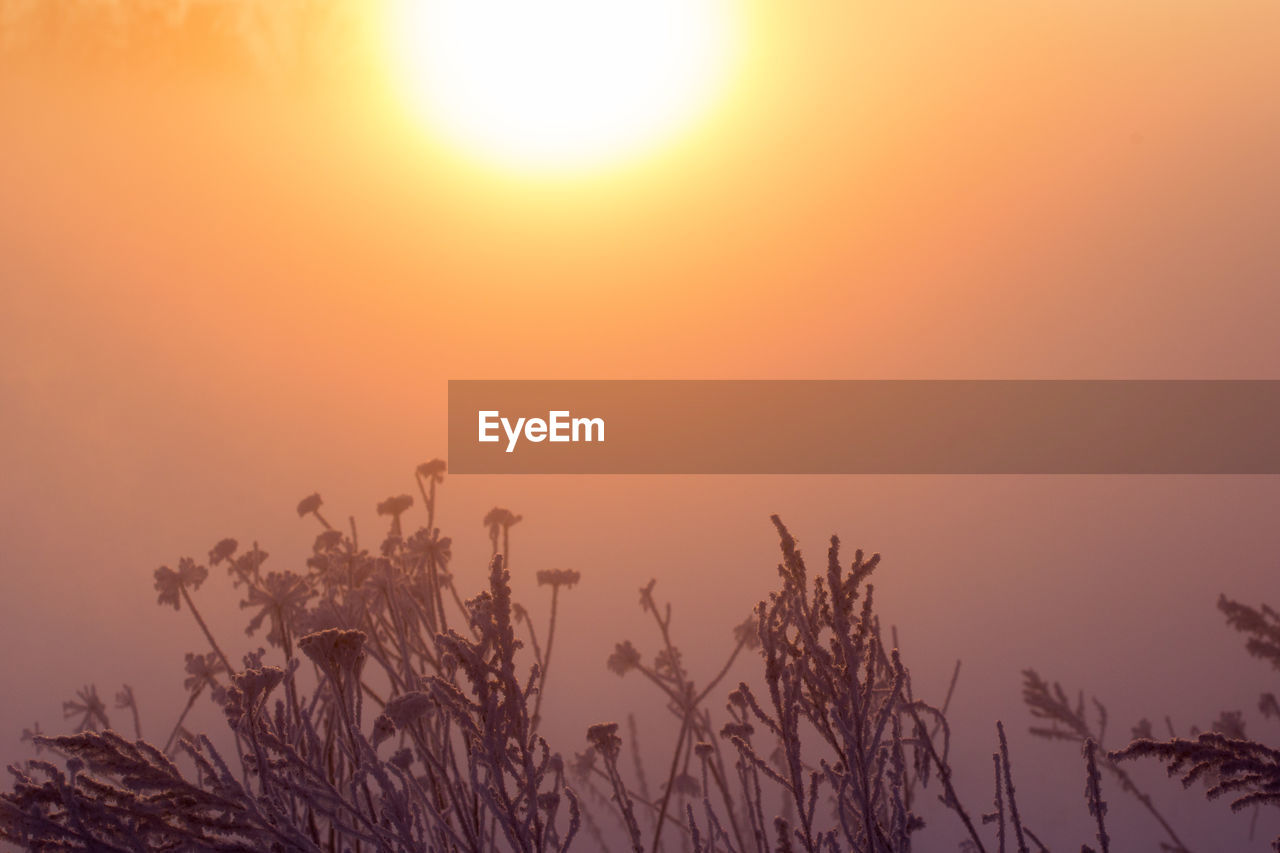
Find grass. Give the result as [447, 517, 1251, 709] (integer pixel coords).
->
[4, 460, 1278, 851]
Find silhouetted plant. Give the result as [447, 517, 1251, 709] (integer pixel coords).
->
[1, 462, 581, 851]
[1071, 594, 1280, 851]
[1020, 669, 1193, 852]
[2, 470, 1201, 851]
[1021, 592, 1280, 851]
[484, 507, 523, 567]
[589, 517, 1066, 853]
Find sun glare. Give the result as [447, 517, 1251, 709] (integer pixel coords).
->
[387, 0, 737, 174]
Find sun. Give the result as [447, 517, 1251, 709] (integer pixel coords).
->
[386, 0, 738, 174]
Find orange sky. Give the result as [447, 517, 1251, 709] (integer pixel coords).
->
[3, 2, 1280, 847]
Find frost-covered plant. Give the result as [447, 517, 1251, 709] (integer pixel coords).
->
[1019, 669, 1191, 852]
[588, 517, 1075, 853]
[1022, 592, 1280, 852]
[2, 473, 1172, 852]
[1091, 595, 1280, 851]
[1, 460, 583, 851]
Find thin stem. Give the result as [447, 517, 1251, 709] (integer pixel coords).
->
[651, 707, 692, 852]
[531, 585, 560, 731]
[178, 584, 234, 675]
[694, 635, 748, 707]
[996, 722, 1028, 853]
[903, 702, 987, 853]
[124, 689, 142, 739]
[163, 685, 204, 754]
[175, 583, 246, 785]
[1101, 758, 1193, 852]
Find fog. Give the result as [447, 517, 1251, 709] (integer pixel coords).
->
[3, 2, 1280, 848]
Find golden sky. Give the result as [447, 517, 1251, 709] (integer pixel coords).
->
[2, 2, 1280, 847]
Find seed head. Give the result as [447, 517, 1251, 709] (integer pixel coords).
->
[537, 569, 581, 589]
[587, 722, 622, 759]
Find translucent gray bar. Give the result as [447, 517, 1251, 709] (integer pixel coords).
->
[447, 380, 1280, 474]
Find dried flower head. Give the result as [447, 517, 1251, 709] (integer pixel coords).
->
[377, 494, 414, 518]
[654, 647, 683, 679]
[607, 641, 642, 677]
[299, 628, 367, 678]
[312, 529, 344, 552]
[416, 459, 447, 482]
[153, 558, 208, 610]
[296, 493, 323, 518]
[733, 614, 761, 650]
[390, 747, 414, 771]
[537, 569, 581, 589]
[378, 494, 414, 538]
[587, 722, 622, 759]
[183, 652, 225, 693]
[242, 571, 312, 647]
[406, 528, 452, 568]
[221, 544, 271, 593]
[62, 686, 109, 733]
[371, 713, 396, 750]
[223, 666, 285, 729]
[671, 772, 700, 797]
[296, 493, 331, 530]
[114, 686, 136, 712]
[208, 538, 238, 566]
[483, 507, 522, 529]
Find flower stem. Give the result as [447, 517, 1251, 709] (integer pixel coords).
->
[179, 584, 234, 675]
